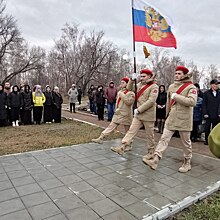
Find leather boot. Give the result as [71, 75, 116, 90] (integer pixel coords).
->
[15, 120, 19, 126]
[124, 143, 132, 152]
[92, 133, 104, 144]
[178, 159, 191, 173]
[111, 143, 128, 155]
[143, 148, 154, 160]
[157, 121, 162, 133]
[142, 155, 160, 170]
[160, 121, 165, 134]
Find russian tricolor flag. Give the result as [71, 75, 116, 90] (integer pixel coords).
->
[132, 0, 177, 49]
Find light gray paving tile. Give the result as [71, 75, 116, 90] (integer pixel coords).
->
[49, 168, 73, 177]
[0, 198, 25, 216]
[103, 209, 137, 220]
[128, 186, 156, 200]
[65, 206, 99, 220]
[54, 195, 85, 212]
[46, 186, 74, 200]
[11, 175, 36, 187]
[58, 174, 82, 185]
[38, 178, 64, 190]
[125, 201, 156, 219]
[21, 191, 51, 208]
[144, 194, 172, 209]
[68, 181, 94, 193]
[7, 170, 29, 179]
[77, 170, 99, 180]
[110, 191, 139, 207]
[28, 201, 61, 220]
[97, 184, 124, 197]
[0, 173, 8, 182]
[0, 188, 18, 203]
[43, 213, 68, 220]
[0, 209, 32, 220]
[0, 180, 13, 191]
[89, 198, 121, 217]
[86, 176, 111, 188]
[16, 183, 42, 196]
[3, 164, 24, 173]
[93, 167, 114, 175]
[31, 171, 55, 182]
[77, 189, 106, 204]
[157, 175, 183, 188]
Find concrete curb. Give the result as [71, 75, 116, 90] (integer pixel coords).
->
[142, 180, 220, 220]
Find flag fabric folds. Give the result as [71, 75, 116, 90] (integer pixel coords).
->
[132, 0, 177, 48]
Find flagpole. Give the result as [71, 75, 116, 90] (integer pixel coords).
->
[132, 0, 137, 73]
[131, 0, 137, 108]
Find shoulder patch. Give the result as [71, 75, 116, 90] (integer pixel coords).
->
[191, 89, 197, 94]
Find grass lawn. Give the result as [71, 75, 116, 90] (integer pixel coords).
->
[0, 119, 122, 156]
[168, 191, 220, 220]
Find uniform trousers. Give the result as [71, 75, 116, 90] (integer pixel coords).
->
[102, 122, 130, 136]
[154, 127, 192, 160]
[121, 117, 155, 150]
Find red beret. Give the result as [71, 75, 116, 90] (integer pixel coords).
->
[176, 66, 189, 74]
[121, 77, 129, 83]
[140, 69, 153, 75]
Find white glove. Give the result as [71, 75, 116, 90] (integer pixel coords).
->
[131, 73, 139, 80]
[134, 108, 139, 115]
[171, 93, 177, 99]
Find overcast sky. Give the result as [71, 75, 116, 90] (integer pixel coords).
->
[5, 0, 220, 69]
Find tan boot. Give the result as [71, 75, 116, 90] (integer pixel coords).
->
[111, 143, 128, 155]
[92, 134, 104, 144]
[124, 143, 132, 152]
[178, 159, 191, 173]
[142, 155, 160, 170]
[143, 148, 155, 160]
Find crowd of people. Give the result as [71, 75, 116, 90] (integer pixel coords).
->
[91, 66, 220, 173]
[0, 82, 63, 127]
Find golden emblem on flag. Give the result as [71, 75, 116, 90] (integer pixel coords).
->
[144, 7, 169, 42]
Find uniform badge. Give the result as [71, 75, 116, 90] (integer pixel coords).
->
[192, 89, 197, 94]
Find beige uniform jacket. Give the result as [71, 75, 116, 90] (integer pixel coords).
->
[112, 88, 135, 126]
[165, 80, 197, 131]
[127, 79, 158, 122]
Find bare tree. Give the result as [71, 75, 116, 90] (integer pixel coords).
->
[0, 0, 44, 84]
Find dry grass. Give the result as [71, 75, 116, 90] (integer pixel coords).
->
[0, 119, 122, 156]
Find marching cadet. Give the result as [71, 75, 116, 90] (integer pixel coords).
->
[92, 77, 135, 145]
[143, 66, 197, 173]
[111, 69, 158, 158]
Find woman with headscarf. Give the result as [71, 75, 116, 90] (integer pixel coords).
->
[43, 85, 53, 123]
[8, 85, 23, 126]
[52, 86, 63, 123]
[32, 85, 46, 124]
[0, 84, 8, 127]
[21, 84, 33, 125]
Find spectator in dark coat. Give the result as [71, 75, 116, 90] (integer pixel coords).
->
[105, 81, 117, 121]
[88, 85, 95, 113]
[4, 82, 11, 124]
[77, 86, 83, 105]
[0, 84, 8, 127]
[52, 86, 63, 123]
[21, 84, 33, 125]
[8, 85, 23, 126]
[44, 85, 53, 123]
[194, 83, 204, 98]
[202, 79, 220, 145]
[96, 85, 106, 120]
[156, 85, 167, 133]
[191, 96, 203, 142]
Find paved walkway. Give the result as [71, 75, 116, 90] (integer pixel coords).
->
[0, 138, 219, 220]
